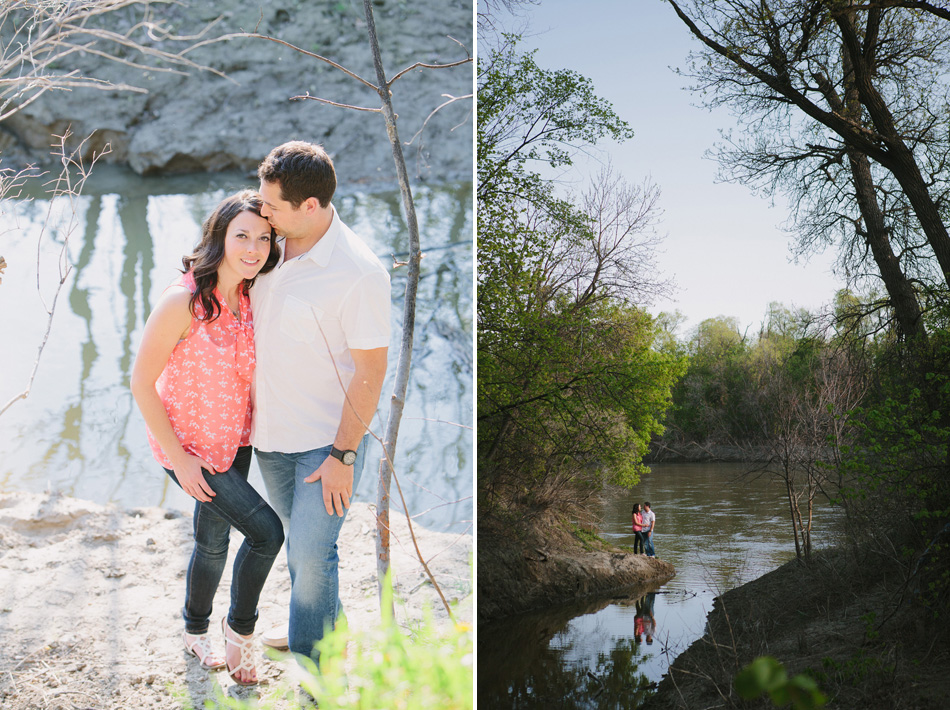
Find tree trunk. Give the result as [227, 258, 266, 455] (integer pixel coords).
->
[362, 0, 422, 618]
[786, 478, 803, 561]
[834, 9, 950, 288]
[846, 152, 927, 341]
[819, 18, 929, 342]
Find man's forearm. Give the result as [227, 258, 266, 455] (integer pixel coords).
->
[333, 347, 388, 450]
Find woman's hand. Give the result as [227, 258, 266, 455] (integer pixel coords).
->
[171, 453, 218, 502]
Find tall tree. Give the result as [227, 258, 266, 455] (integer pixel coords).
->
[478, 38, 681, 512]
[666, 0, 950, 300]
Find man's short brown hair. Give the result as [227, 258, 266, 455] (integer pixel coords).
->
[258, 141, 336, 208]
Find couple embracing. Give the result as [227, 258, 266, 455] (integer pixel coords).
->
[130, 141, 390, 684]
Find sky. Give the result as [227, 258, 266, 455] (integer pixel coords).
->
[496, 0, 847, 338]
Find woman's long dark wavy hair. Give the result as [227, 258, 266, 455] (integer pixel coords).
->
[181, 190, 279, 321]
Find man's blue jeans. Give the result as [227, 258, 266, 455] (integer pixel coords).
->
[164, 445, 284, 636]
[644, 531, 656, 557]
[255, 438, 367, 661]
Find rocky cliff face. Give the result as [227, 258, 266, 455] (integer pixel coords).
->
[0, 0, 472, 185]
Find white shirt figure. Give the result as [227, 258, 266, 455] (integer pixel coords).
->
[641, 507, 656, 533]
[250, 205, 391, 454]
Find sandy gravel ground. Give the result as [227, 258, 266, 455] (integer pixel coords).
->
[0, 492, 472, 709]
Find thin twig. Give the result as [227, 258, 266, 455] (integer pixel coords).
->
[404, 93, 474, 147]
[387, 56, 473, 86]
[238, 33, 377, 90]
[290, 92, 383, 113]
[404, 416, 473, 430]
[313, 316, 455, 618]
[0, 132, 109, 417]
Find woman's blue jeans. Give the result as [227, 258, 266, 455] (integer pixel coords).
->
[164, 445, 284, 636]
[255, 437, 367, 662]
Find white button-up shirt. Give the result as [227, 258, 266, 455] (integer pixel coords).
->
[250, 206, 391, 453]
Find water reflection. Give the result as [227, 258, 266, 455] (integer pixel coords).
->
[0, 168, 472, 532]
[635, 592, 657, 646]
[479, 589, 661, 709]
[478, 463, 846, 708]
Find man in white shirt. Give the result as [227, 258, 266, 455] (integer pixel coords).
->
[641, 502, 656, 558]
[250, 141, 390, 662]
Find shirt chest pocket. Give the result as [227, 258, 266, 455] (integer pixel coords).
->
[279, 295, 324, 343]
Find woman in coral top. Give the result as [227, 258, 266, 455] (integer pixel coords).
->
[631, 502, 645, 554]
[131, 190, 283, 686]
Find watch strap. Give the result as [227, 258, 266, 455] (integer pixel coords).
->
[330, 446, 357, 465]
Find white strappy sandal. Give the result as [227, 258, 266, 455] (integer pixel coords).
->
[222, 617, 258, 686]
[182, 630, 226, 670]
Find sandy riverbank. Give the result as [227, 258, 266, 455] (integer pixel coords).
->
[0, 491, 471, 709]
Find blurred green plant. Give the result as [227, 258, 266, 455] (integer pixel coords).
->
[189, 577, 472, 710]
[297, 614, 472, 709]
[735, 656, 826, 710]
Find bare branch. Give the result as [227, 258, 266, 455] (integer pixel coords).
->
[404, 93, 474, 147]
[312, 314, 455, 619]
[237, 33, 378, 91]
[0, 1, 234, 123]
[387, 56, 474, 86]
[404, 417, 474, 430]
[290, 92, 383, 114]
[0, 130, 110, 417]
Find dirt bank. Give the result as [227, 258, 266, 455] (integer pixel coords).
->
[644, 545, 950, 710]
[477, 513, 675, 624]
[0, 0, 472, 184]
[0, 491, 471, 710]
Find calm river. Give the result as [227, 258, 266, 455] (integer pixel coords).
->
[0, 167, 472, 533]
[478, 462, 845, 708]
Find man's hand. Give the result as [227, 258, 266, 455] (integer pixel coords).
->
[305, 455, 353, 516]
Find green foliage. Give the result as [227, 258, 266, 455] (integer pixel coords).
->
[188, 604, 472, 710]
[860, 612, 879, 641]
[297, 617, 472, 710]
[662, 304, 861, 447]
[835, 374, 949, 520]
[669, 316, 755, 442]
[735, 656, 827, 710]
[570, 521, 605, 550]
[825, 330, 950, 619]
[478, 34, 634, 208]
[479, 298, 684, 507]
[814, 650, 896, 689]
[477, 35, 682, 513]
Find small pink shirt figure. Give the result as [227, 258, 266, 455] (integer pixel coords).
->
[146, 271, 255, 473]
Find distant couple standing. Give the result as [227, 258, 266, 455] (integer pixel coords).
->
[631, 502, 656, 557]
[131, 141, 391, 684]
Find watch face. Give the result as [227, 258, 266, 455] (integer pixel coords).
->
[342, 451, 357, 465]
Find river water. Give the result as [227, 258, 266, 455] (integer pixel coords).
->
[0, 167, 472, 533]
[478, 462, 846, 708]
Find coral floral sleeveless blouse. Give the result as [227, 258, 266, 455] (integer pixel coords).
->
[147, 271, 255, 472]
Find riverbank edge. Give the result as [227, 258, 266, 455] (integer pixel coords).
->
[477, 513, 676, 625]
[643, 543, 950, 710]
[0, 491, 472, 710]
[646, 440, 772, 463]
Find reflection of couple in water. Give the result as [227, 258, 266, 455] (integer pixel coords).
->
[634, 592, 657, 646]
